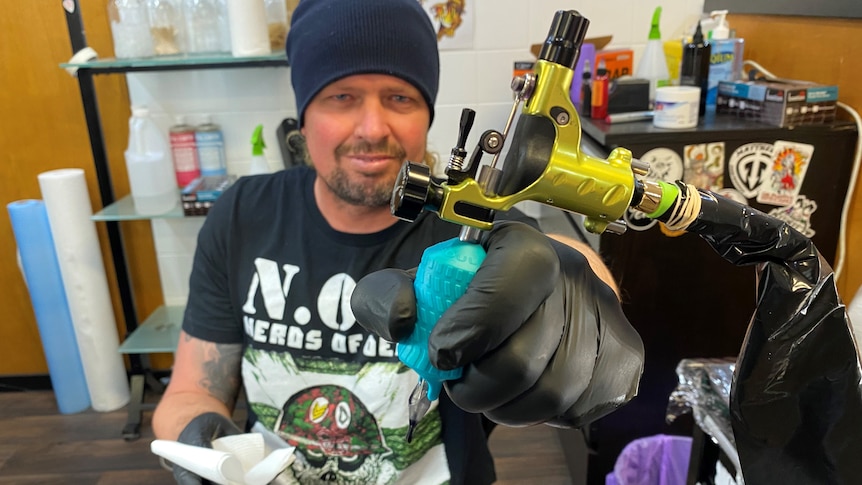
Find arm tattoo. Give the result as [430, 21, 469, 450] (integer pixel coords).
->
[200, 342, 243, 409]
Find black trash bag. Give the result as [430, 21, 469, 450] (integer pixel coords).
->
[681, 189, 862, 485]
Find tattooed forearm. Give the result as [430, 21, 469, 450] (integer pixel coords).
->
[200, 342, 243, 409]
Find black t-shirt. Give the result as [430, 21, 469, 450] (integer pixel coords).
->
[184, 166, 533, 485]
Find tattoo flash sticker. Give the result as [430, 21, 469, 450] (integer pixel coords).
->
[728, 142, 773, 199]
[767, 195, 818, 238]
[640, 147, 684, 182]
[683, 142, 725, 190]
[623, 207, 658, 232]
[756, 141, 815, 206]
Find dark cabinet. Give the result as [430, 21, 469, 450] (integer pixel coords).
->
[578, 114, 857, 483]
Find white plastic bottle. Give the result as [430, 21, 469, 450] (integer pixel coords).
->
[125, 106, 178, 215]
[634, 6, 671, 107]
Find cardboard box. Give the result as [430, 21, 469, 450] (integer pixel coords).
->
[716, 80, 838, 127]
[529, 35, 612, 59]
[180, 175, 237, 216]
[594, 48, 633, 80]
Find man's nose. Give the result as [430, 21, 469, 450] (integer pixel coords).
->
[354, 99, 391, 142]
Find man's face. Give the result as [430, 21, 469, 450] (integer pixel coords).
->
[302, 74, 431, 208]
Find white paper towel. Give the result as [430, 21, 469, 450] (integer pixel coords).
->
[37, 168, 130, 412]
[151, 433, 295, 485]
[227, 0, 271, 57]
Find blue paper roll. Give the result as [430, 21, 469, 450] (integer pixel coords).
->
[7, 199, 90, 414]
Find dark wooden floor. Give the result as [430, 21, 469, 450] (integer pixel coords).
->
[0, 391, 574, 484]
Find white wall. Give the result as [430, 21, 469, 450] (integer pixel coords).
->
[128, 0, 705, 307]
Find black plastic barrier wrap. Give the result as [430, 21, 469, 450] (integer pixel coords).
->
[681, 189, 862, 484]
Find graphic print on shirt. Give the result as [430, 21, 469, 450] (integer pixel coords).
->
[275, 385, 393, 482]
[241, 257, 451, 485]
[240, 257, 397, 359]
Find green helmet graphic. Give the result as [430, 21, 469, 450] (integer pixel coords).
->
[277, 385, 391, 462]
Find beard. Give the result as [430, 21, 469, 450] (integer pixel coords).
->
[322, 139, 408, 208]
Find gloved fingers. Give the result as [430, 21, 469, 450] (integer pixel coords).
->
[549, 300, 644, 428]
[351, 268, 417, 342]
[172, 464, 204, 485]
[478, 281, 601, 425]
[460, 238, 642, 428]
[430, 221, 559, 370]
[177, 412, 243, 447]
[444, 299, 563, 413]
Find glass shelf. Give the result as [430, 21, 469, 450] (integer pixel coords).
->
[92, 194, 191, 221]
[119, 305, 184, 354]
[61, 51, 288, 74]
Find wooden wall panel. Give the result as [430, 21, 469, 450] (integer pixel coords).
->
[730, 14, 862, 302]
[0, 3, 169, 377]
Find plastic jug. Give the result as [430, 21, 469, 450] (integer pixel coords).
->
[125, 106, 178, 215]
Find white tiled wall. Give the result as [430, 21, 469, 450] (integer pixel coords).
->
[129, 0, 705, 306]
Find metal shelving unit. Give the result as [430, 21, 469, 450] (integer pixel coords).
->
[61, 0, 287, 440]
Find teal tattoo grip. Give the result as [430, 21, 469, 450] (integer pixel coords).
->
[397, 237, 487, 401]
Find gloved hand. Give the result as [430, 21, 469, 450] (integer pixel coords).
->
[172, 412, 242, 485]
[351, 221, 645, 427]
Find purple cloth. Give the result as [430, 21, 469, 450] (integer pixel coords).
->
[605, 434, 692, 485]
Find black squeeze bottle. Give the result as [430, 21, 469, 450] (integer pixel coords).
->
[580, 60, 592, 118]
[679, 20, 711, 116]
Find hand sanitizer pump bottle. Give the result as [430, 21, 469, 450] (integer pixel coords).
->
[705, 10, 744, 112]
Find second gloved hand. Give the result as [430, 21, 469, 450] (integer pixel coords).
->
[172, 412, 242, 485]
[351, 221, 645, 427]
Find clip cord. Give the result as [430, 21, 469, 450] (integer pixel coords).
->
[662, 181, 702, 231]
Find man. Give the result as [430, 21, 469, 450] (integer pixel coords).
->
[153, 0, 644, 483]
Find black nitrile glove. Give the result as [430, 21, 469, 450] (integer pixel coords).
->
[351, 221, 645, 427]
[172, 412, 242, 485]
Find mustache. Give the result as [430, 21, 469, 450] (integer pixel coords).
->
[335, 139, 407, 159]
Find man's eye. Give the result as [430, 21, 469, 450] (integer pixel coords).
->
[331, 94, 351, 101]
[392, 95, 411, 103]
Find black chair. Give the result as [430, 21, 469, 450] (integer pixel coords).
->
[276, 117, 308, 169]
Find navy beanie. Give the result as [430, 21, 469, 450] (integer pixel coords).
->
[286, 0, 440, 126]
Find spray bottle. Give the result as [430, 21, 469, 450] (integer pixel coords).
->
[634, 6, 670, 106]
[248, 124, 270, 175]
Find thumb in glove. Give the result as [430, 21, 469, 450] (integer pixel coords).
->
[351, 221, 644, 427]
[172, 412, 242, 485]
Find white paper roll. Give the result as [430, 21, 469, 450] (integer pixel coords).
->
[151, 440, 245, 485]
[227, 0, 271, 57]
[37, 169, 130, 412]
